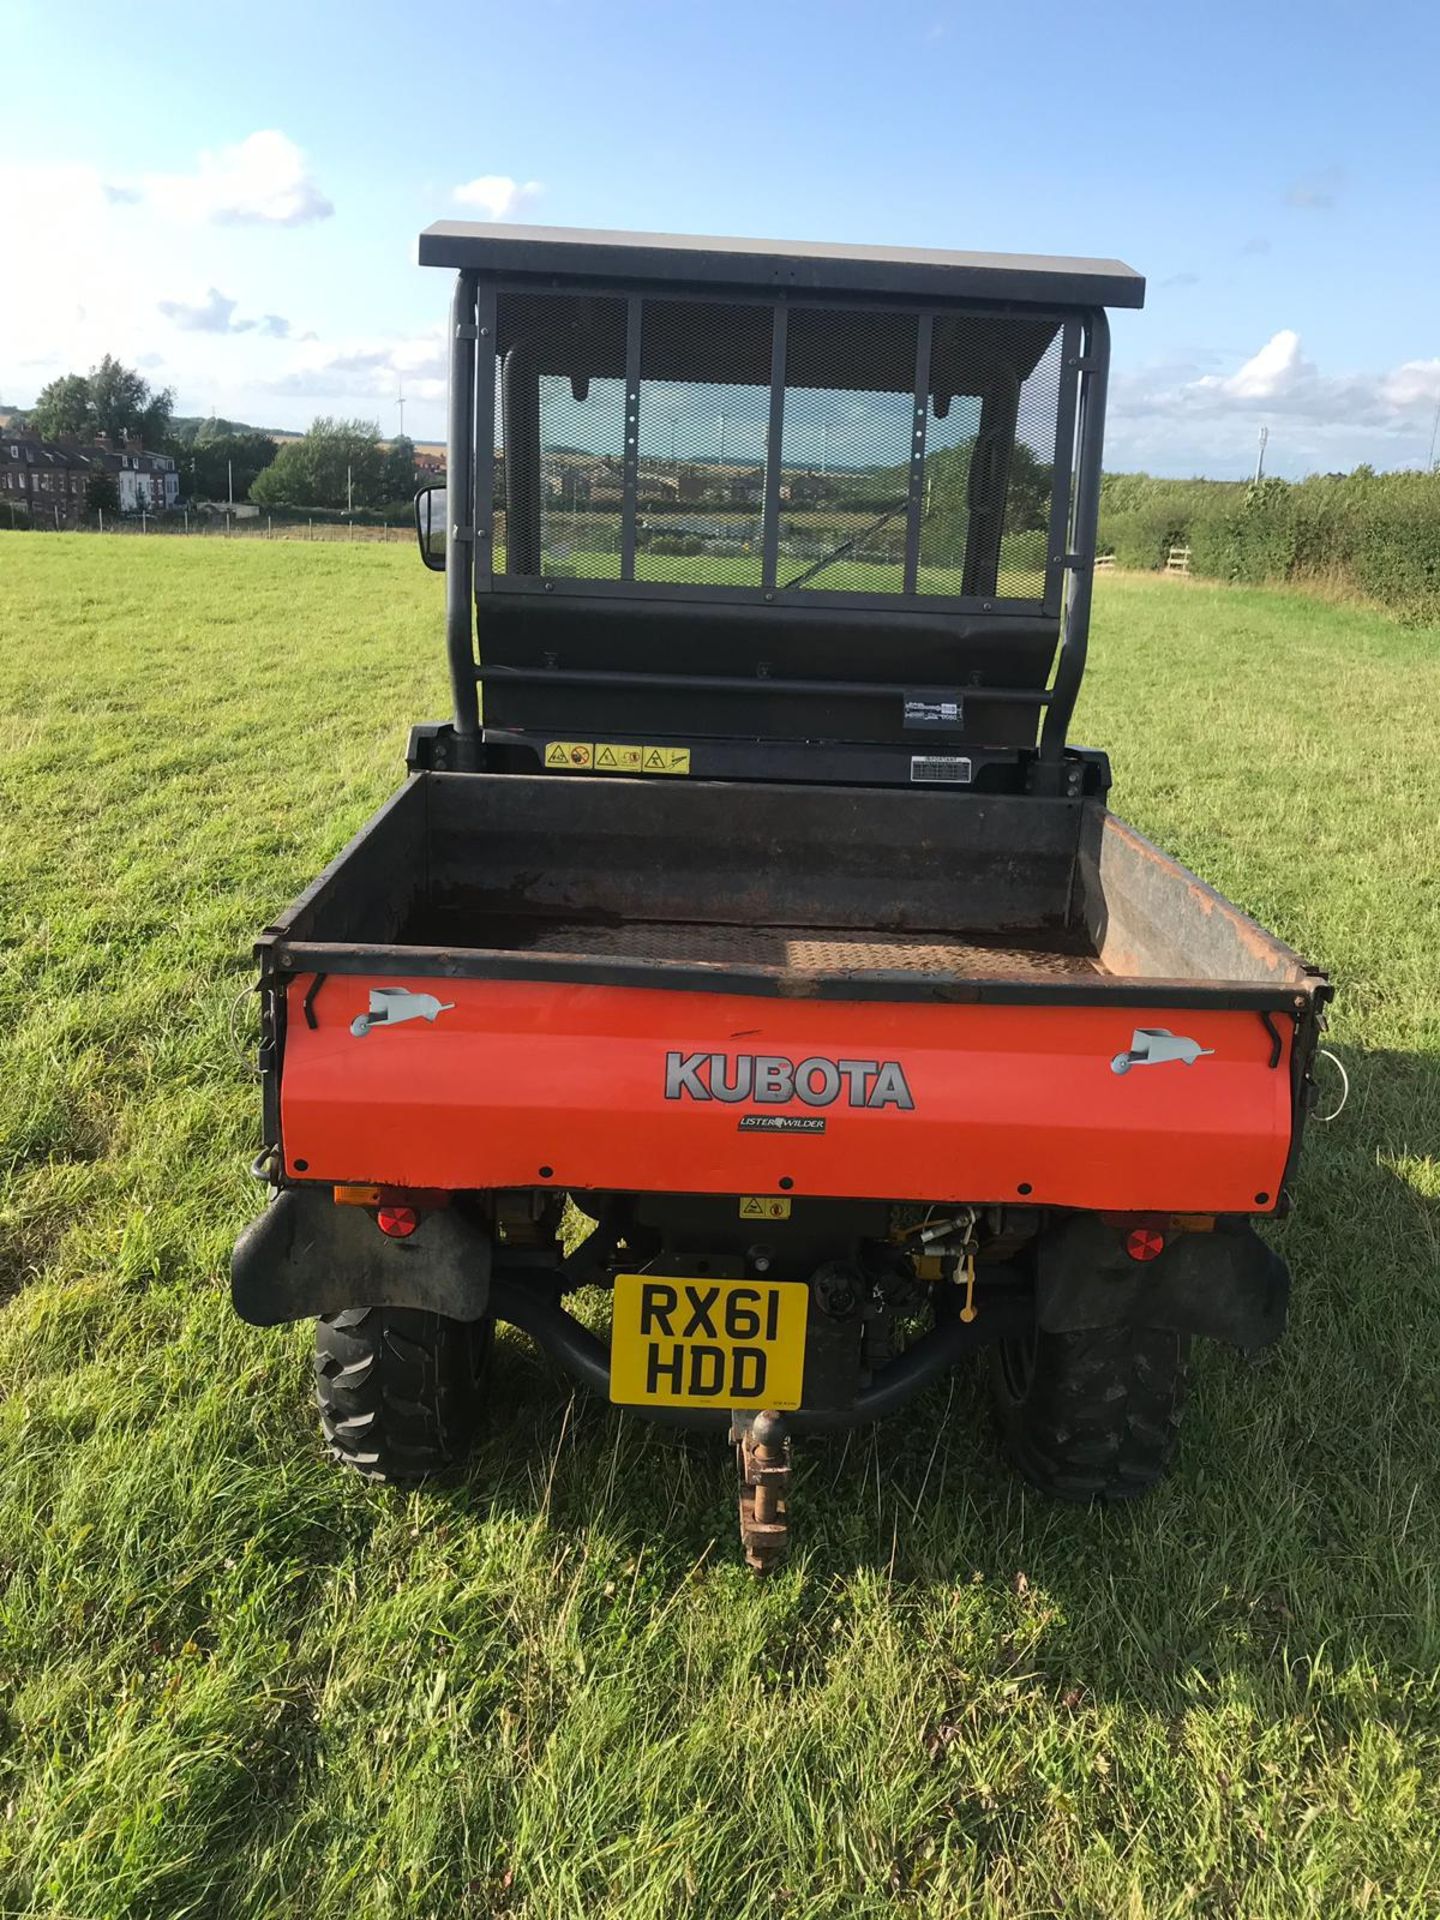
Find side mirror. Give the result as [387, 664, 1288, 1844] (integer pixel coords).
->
[415, 484, 447, 570]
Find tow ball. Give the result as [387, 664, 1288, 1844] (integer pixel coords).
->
[731, 1409, 792, 1573]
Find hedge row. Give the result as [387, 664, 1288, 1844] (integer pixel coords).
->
[1097, 469, 1440, 622]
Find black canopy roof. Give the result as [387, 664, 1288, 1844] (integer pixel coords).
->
[418, 222, 1145, 311]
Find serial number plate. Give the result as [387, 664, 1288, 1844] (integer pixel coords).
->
[609, 1274, 808, 1410]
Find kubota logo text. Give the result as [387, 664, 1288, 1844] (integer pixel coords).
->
[664, 1051, 914, 1110]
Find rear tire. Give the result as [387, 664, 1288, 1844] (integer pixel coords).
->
[315, 1306, 492, 1483]
[988, 1322, 1187, 1501]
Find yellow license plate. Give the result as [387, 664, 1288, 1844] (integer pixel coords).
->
[609, 1274, 808, 1410]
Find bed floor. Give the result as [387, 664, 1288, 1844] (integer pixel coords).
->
[397, 909, 1106, 979]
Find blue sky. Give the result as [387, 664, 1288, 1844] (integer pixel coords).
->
[5, 0, 1438, 476]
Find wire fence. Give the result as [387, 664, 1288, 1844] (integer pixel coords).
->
[3, 507, 414, 544]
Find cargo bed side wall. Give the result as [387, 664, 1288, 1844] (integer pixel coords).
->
[266, 777, 431, 948]
[422, 773, 1084, 937]
[1078, 805, 1309, 986]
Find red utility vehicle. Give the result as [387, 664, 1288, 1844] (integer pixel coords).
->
[233, 224, 1329, 1567]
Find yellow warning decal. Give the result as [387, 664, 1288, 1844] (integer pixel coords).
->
[642, 746, 691, 775]
[546, 741, 688, 775]
[544, 741, 594, 770]
[739, 1195, 792, 1221]
[594, 742, 644, 772]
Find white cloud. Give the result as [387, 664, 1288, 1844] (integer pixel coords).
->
[131, 131, 333, 227]
[269, 324, 449, 405]
[159, 287, 244, 333]
[0, 154, 326, 427]
[1107, 329, 1440, 475]
[158, 287, 299, 337]
[1194, 329, 1309, 402]
[451, 174, 543, 221]
[1378, 358, 1440, 410]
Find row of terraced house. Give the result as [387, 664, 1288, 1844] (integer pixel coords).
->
[1, 428, 179, 526]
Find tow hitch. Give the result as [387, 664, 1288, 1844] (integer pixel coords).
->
[733, 1409, 793, 1573]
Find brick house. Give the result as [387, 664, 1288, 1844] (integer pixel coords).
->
[1, 432, 90, 523]
[0, 429, 179, 524]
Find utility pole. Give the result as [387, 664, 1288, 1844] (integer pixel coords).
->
[1428, 393, 1440, 470]
[347, 464, 353, 514]
[227, 459, 234, 509]
[1253, 425, 1269, 484]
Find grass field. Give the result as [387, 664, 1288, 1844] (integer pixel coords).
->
[1, 535, 1438, 1918]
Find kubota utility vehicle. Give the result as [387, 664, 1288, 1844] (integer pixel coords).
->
[233, 223, 1330, 1568]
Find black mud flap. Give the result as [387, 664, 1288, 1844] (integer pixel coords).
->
[231, 1188, 492, 1327]
[1036, 1216, 1290, 1352]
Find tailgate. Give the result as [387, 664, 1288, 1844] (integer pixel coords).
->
[278, 974, 1298, 1214]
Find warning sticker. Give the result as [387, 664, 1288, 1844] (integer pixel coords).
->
[595, 743, 644, 772]
[544, 741, 691, 775]
[739, 1195, 793, 1221]
[910, 754, 973, 785]
[642, 747, 691, 775]
[544, 741, 594, 770]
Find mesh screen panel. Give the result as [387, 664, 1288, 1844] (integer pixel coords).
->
[917, 390, 982, 589]
[636, 300, 771, 586]
[916, 317, 1063, 598]
[997, 327, 1063, 598]
[539, 371, 626, 578]
[779, 307, 917, 595]
[489, 288, 1066, 602]
[494, 292, 627, 580]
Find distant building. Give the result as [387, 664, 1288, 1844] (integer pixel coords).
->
[112, 440, 179, 512]
[727, 470, 765, 507]
[2, 432, 89, 522]
[0, 428, 178, 524]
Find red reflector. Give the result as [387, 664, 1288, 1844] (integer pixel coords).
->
[1126, 1227, 1165, 1262]
[377, 1205, 419, 1239]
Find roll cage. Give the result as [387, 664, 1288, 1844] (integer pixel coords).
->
[416, 222, 1143, 793]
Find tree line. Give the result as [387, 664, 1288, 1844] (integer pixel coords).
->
[19, 357, 423, 512]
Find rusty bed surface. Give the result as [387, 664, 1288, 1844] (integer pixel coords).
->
[400, 911, 1106, 979]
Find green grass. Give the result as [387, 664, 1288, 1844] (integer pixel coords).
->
[1, 535, 1438, 1918]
